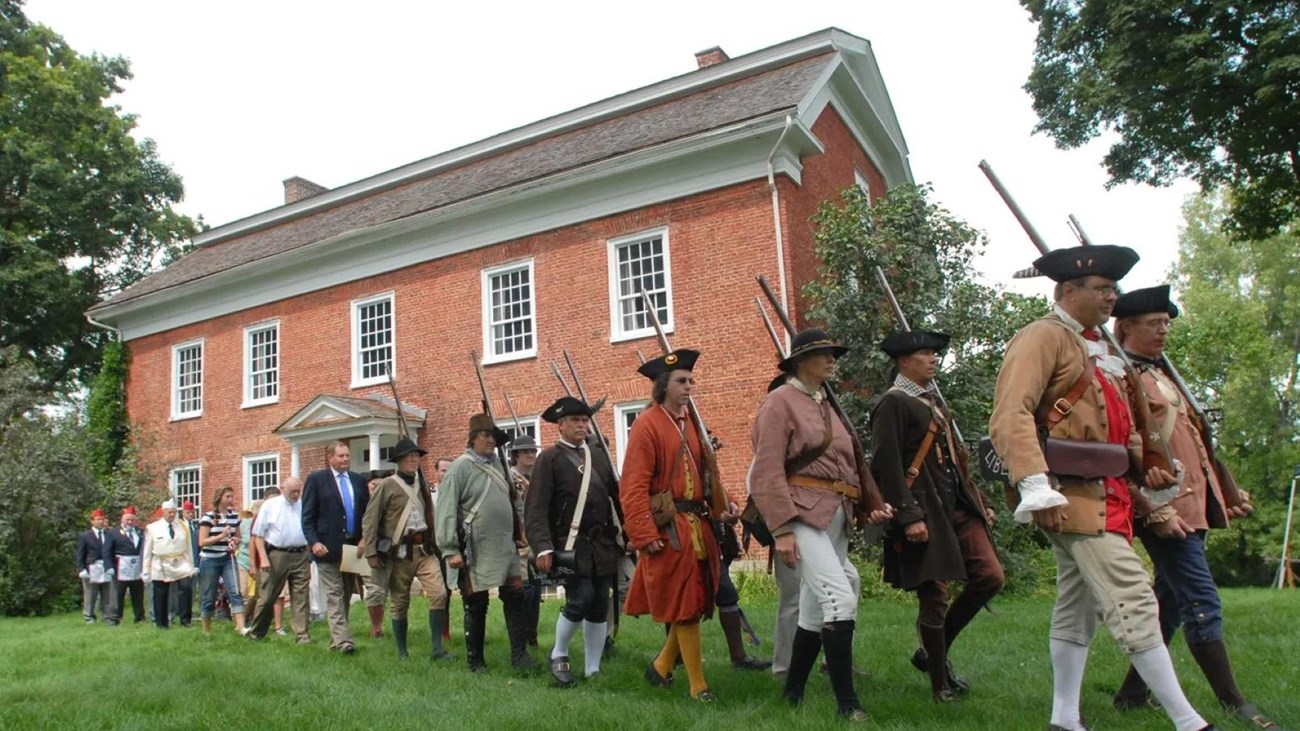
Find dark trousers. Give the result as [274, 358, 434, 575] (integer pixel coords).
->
[560, 573, 615, 623]
[918, 510, 1005, 638]
[1136, 526, 1223, 644]
[151, 581, 173, 628]
[113, 579, 146, 623]
[168, 577, 193, 625]
[716, 559, 740, 609]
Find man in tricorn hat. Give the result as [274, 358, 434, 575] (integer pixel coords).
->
[76, 508, 114, 623]
[436, 414, 536, 673]
[526, 396, 623, 687]
[363, 438, 451, 661]
[623, 349, 726, 702]
[1110, 286, 1278, 728]
[872, 330, 1003, 702]
[990, 246, 1215, 731]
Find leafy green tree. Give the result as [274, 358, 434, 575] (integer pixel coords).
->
[1021, 0, 1300, 239]
[85, 338, 128, 482]
[0, 0, 197, 395]
[1168, 191, 1300, 584]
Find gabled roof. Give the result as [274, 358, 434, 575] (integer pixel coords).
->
[275, 394, 426, 436]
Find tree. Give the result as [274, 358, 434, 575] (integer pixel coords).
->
[1021, 0, 1300, 240]
[1168, 190, 1300, 584]
[85, 338, 128, 482]
[0, 0, 197, 396]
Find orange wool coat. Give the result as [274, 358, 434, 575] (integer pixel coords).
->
[622, 405, 722, 623]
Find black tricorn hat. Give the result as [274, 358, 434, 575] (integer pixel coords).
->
[880, 330, 950, 358]
[390, 438, 428, 461]
[467, 413, 511, 445]
[637, 349, 700, 380]
[507, 434, 538, 453]
[1023, 244, 1139, 283]
[542, 396, 593, 423]
[1112, 284, 1179, 320]
[778, 328, 849, 373]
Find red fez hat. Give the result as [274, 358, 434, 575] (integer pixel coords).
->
[122, 506, 137, 516]
[91, 508, 107, 519]
[182, 500, 195, 510]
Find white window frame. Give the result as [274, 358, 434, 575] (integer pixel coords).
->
[854, 169, 873, 202]
[242, 320, 280, 408]
[351, 292, 395, 389]
[614, 401, 650, 472]
[480, 259, 537, 364]
[170, 338, 204, 420]
[170, 464, 202, 509]
[500, 416, 542, 447]
[242, 452, 280, 505]
[607, 227, 675, 343]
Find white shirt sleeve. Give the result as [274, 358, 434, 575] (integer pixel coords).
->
[1013, 473, 1069, 523]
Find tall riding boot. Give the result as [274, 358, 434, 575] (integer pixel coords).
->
[782, 626, 823, 706]
[822, 620, 866, 721]
[391, 617, 409, 659]
[1185, 638, 1278, 729]
[368, 604, 385, 639]
[463, 593, 488, 673]
[503, 588, 538, 670]
[525, 580, 541, 647]
[429, 609, 453, 660]
[1114, 664, 1154, 710]
[720, 609, 770, 670]
[920, 622, 958, 702]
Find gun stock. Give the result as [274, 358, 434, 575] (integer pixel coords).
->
[561, 349, 621, 482]
[471, 351, 524, 540]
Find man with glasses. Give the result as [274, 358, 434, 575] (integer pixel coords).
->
[990, 246, 1215, 731]
[1109, 286, 1277, 728]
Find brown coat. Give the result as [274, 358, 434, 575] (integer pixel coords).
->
[362, 474, 435, 561]
[989, 314, 1141, 536]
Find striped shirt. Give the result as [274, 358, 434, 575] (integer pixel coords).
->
[199, 510, 240, 560]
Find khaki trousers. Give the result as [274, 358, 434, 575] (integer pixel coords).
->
[315, 561, 356, 649]
[1045, 530, 1162, 654]
[250, 549, 311, 640]
[377, 549, 448, 618]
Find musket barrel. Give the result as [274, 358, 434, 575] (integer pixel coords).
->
[978, 159, 1052, 255]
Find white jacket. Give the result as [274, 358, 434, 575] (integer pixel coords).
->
[141, 518, 197, 582]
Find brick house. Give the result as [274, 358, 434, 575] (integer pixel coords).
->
[85, 28, 912, 513]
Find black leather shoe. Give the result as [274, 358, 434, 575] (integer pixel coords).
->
[732, 655, 772, 671]
[911, 648, 968, 692]
[1229, 703, 1282, 730]
[934, 687, 962, 703]
[693, 689, 717, 702]
[644, 662, 674, 688]
[550, 655, 577, 688]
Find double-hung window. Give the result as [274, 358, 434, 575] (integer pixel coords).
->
[482, 260, 536, 363]
[170, 465, 202, 508]
[352, 293, 394, 388]
[243, 321, 279, 407]
[614, 401, 649, 471]
[171, 339, 204, 419]
[243, 453, 280, 503]
[500, 416, 540, 448]
[608, 228, 673, 342]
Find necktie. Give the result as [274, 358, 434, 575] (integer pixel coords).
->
[338, 472, 355, 535]
[167, 523, 175, 539]
[96, 530, 102, 544]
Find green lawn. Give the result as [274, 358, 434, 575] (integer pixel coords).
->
[1, 589, 1295, 730]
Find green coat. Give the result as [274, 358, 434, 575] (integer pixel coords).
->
[434, 451, 519, 592]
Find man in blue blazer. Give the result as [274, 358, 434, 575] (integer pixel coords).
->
[108, 506, 147, 624]
[302, 440, 369, 653]
[75, 509, 114, 623]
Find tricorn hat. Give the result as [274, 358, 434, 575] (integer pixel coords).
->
[542, 396, 593, 423]
[637, 349, 700, 380]
[1112, 284, 1179, 320]
[880, 330, 950, 358]
[508, 434, 539, 453]
[1022, 244, 1140, 283]
[778, 328, 849, 373]
[390, 438, 428, 461]
[467, 413, 511, 445]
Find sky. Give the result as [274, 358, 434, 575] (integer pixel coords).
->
[25, 0, 1199, 296]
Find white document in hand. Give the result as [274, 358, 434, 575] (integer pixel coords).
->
[339, 544, 370, 578]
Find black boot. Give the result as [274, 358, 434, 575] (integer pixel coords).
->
[429, 609, 453, 660]
[822, 620, 866, 720]
[1186, 639, 1282, 729]
[720, 609, 771, 670]
[503, 588, 538, 670]
[1113, 664, 1156, 710]
[524, 580, 541, 648]
[782, 626, 823, 706]
[463, 593, 488, 673]
[391, 617, 409, 660]
[919, 622, 959, 702]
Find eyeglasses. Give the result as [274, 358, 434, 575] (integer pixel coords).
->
[1069, 282, 1118, 297]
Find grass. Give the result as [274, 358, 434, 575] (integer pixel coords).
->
[0, 589, 1296, 730]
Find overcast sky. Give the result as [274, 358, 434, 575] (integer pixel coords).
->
[26, 0, 1198, 296]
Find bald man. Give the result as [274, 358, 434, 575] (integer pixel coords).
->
[247, 477, 312, 643]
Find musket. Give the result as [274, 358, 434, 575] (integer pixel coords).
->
[549, 360, 574, 396]
[754, 297, 784, 358]
[754, 275, 887, 515]
[978, 159, 1176, 476]
[561, 349, 622, 483]
[385, 365, 428, 488]
[471, 351, 524, 540]
[1067, 214, 1245, 508]
[635, 290, 728, 517]
[502, 391, 524, 434]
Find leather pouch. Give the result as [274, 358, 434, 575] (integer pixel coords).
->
[1043, 437, 1129, 479]
[649, 491, 676, 529]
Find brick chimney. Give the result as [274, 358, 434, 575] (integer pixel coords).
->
[694, 46, 729, 69]
[283, 176, 328, 205]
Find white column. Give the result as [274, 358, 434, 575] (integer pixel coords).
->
[368, 432, 381, 471]
[290, 443, 301, 478]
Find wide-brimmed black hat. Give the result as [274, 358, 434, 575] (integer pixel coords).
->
[390, 438, 428, 461]
[637, 349, 700, 380]
[880, 330, 950, 358]
[1112, 284, 1179, 320]
[467, 413, 511, 445]
[542, 396, 593, 423]
[778, 328, 849, 373]
[1022, 244, 1139, 283]
[507, 434, 538, 453]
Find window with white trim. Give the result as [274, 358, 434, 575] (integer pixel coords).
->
[243, 321, 279, 407]
[170, 465, 202, 509]
[171, 340, 204, 419]
[614, 401, 649, 471]
[500, 416, 541, 448]
[854, 169, 872, 202]
[608, 229, 673, 342]
[352, 293, 394, 387]
[482, 260, 536, 362]
[243, 453, 280, 504]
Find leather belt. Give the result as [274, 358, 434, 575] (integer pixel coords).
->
[673, 500, 709, 517]
[788, 475, 860, 500]
[268, 544, 306, 553]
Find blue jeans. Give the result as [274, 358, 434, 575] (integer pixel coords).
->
[199, 553, 245, 618]
[1136, 526, 1223, 644]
